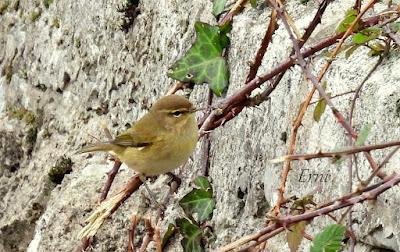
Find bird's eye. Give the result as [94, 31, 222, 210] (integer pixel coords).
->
[171, 111, 183, 117]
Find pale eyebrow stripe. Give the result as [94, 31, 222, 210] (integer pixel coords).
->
[159, 109, 190, 113]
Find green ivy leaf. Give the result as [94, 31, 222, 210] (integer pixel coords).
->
[212, 0, 227, 16]
[368, 42, 385, 57]
[313, 97, 327, 122]
[250, 0, 257, 7]
[219, 22, 232, 48]
[168, 22, 230, 96]
[176, 218, 204, 252]
[194, 176, 212, 191]
[162, 223, 176, 248]
[336, 9, 359, 33]
[355, 123, 372, 146]
[352, 27, 382, 44]
[287, 221, 307, 252]
[180, 189, 215, 222]
[310, 224, 346, 252]
[313, 83, 330, 123]
[345, 44, 361, 59]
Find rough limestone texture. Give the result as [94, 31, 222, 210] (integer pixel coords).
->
[0, 0, 399, 251]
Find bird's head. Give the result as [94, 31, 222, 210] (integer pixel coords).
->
[150, 94, 198, 130]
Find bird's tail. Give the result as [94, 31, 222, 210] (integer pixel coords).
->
[78, 142, 116, 154]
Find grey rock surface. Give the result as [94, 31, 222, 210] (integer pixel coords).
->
[0, 0, 399, 251]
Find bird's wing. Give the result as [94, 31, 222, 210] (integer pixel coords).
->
[111, 114, 162, 148]
[111, 132, 151, 147]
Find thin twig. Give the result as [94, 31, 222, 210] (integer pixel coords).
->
[270, 0, 357, 215]
[73, 237, 92, 252]
[128, 215, 139, 252]
[385, 25, 400, 47]
[218, 0, 247, 26]
[166, 81, 186, 95]
[271, 140, 400, 163]
[154, 227, 163, 252]
[99, 126, 123, 202]
[216, 173, 400, 251]
[99, 159, 122, 202]
[310, 90, 355, 105]
[354, 0, 362, 11]
[345, 45, 385, 248]
[246, 9, 278, 82]
[199, 13, 384, 134]
[139, 218, 154, 252]
[247, 4, 334, 194]
[363, 146, 400, 186]
[156, 178, 180, 223]
[349, 54, 385, 127]
[271, 0, 387, 180]
[235, 227, 285, 252]
[200, 0, 339, 134]
[200, 89, 213, 176]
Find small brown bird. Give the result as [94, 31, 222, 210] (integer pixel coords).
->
[80, 94, 199, 176]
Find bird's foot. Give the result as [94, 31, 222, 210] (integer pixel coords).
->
[139, 174, 166, 211]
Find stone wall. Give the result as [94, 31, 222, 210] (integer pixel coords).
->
[1, 0, 399, 251]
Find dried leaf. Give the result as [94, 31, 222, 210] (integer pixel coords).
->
[287, 221, 307, 252]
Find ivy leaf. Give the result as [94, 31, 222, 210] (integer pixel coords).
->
[368, 42, 385, 57]
[355, 123, 372, 146]
[168, 22, 230, 96]
[352, 33, 374, 44]
[287, 221, 307, 252]
[194, 176, 212, 191]
[313, 97, 327, 122]
[180, 189, 215, 222]
[352, 27, 382, 44]
[179, 176, 215, 222]
[336, 9, 359, 33]
[219, 22, 232, 49]
[345, 44, 361, 59]
[212, 0, 227, 16]
[176, 218, 204, 252]
[313, 83, 330, 122]
[250, 0, 257, 7]
[162, 223, 176, 248]
[310, 224, 346, 252]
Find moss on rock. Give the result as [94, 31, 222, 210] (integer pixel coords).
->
[48, 157, 73, 184]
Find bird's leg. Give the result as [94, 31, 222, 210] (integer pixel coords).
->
[166, 172, 182, 188]
[139, 174, 166, 211]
